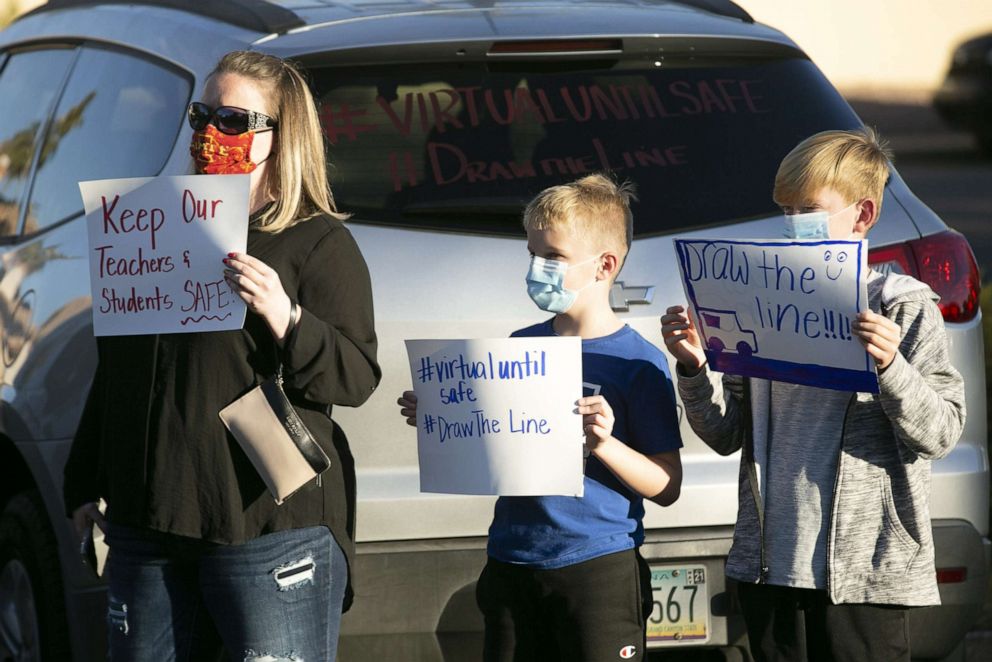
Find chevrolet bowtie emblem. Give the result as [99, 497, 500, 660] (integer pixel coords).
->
[609, 281, 655, 312]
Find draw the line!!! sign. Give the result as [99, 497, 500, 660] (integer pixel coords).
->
[79, 175, 249, 336]
[406, 338, 585, 496]
[674, 238, 877, 393]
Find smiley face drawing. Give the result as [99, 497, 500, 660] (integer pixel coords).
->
[824, 249, 849, 281]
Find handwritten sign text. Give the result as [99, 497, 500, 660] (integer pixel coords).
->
[79, 175, 249, 336]
[407, 338, 584, 495]
[675, 238, 877, 392]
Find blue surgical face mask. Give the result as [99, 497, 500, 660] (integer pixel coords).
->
[525, 255, 599, 313]
[783, 203, 858, 239]
[783, 211, 829, 239]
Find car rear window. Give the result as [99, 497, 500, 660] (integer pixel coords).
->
[308, 56, 862, 236]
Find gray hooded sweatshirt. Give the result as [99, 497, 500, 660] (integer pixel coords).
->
[677, 272, 966, 605]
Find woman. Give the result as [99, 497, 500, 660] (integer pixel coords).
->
[64, 51, 380, 661]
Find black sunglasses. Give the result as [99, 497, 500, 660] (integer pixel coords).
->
[187, 102, 277, 135]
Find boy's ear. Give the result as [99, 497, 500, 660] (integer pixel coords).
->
[855, 198, 878, 234]
[598, 251, 621, 280]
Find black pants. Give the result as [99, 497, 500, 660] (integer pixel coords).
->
[736, 582, 911, 662]
[476, 548, 652, 662]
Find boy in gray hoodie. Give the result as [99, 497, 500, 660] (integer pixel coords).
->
[660, 128, 965, 661]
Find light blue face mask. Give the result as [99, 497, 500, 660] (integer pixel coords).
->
[783, 203, 858, 239]
[783, 211, 830, 239]
[525, 255, 598, 313]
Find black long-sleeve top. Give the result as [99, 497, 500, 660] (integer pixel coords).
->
[64, 213, 380, 575]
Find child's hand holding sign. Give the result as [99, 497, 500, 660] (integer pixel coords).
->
[853, 310, 901, 370]
[660, 304, 706, 375]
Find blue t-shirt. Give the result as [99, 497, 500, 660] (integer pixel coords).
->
[487, 319, 683, 569]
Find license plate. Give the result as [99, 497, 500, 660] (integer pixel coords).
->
[646, 564, 710, 645]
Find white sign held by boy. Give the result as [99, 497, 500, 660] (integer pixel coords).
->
[674, 237, 878, 392]
[406, 337, 585, 496]
[79, 174, 250, 336]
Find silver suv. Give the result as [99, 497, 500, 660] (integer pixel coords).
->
[0, 1, 987, 660]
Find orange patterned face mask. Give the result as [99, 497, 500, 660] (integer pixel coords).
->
[190, 124, 262, 175]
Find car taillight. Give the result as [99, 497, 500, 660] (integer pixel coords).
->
[936, 567, 967, 583]
[868, 230, 981, 323]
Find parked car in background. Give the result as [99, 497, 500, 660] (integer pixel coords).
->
[0, 1, 988, 660]
[935, 30, 992, 155]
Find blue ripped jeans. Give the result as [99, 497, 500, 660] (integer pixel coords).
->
[105, 523, 347, 662]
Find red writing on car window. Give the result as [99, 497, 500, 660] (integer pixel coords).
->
[388, 139, 688, 191]
[319, 78, 767, 142]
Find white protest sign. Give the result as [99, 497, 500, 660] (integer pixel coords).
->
[674, 238, 877, 392]
[406, 337, 585, 496]
[79, 175, 249, 336]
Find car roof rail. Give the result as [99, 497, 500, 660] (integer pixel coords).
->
[22, 1, 755, 30]
[667, 0, 754, 23]
[19, 0, 306, 34]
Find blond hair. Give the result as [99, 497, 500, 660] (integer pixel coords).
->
[210, 51, 347, 232]
[523, 173, 636, 268]
[774, 127, 892, 214]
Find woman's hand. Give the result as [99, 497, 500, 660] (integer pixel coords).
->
[398, 391, 418, 427]
[660, 305, 707, 375]
[71, 502, 106, 542]
[224, 252, 294, 341]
